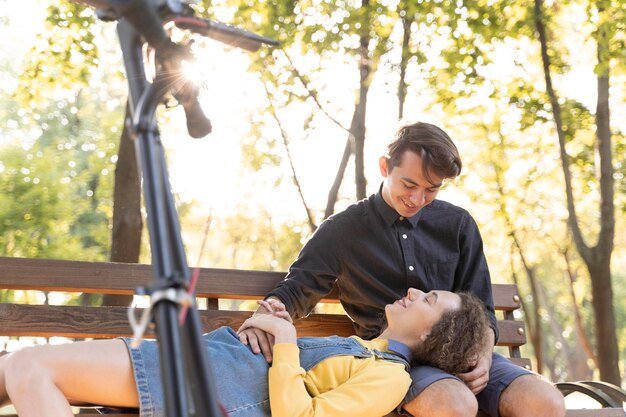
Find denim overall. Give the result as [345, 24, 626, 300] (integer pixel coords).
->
[122, 326, 409, 417]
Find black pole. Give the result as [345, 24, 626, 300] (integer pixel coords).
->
[118, 20, 223, 417]
[106, 3, 276, 415]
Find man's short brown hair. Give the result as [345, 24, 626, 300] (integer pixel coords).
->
[386, 122, 462, 183]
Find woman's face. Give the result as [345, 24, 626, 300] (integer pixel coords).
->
[385, 288, 461, 341]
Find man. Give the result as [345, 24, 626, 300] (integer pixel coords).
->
[239, 121, 565, 417]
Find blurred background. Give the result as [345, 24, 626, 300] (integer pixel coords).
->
[0, 0, 624, 388]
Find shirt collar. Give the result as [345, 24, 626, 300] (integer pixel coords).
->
[387, 339, 413, 363]
[374, 184, 423, 228]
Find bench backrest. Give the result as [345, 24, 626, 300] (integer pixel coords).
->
[0, 256, 530, 369]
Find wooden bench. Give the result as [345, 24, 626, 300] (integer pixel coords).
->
[0, 256, 624, 416]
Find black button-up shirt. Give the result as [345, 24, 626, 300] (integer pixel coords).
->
[268, 188, 497, 340]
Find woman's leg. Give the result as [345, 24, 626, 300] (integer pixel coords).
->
[2, 339, 138, 417]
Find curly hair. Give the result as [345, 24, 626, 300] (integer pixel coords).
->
[412, 293, 490, 375]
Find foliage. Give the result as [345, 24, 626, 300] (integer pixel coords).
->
[1, 0, 625, 382]
[15, 2, 101, 107]
[384, 0, 625, 381]
[217, 0, 399, 213]
[185, 206, 308, 272]
[1, 1, 131, 264]
[0, 1, 124, 310]
[0, 93, 119, 260]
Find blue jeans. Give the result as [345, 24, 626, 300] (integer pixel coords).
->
[121, 327, 409, 417]
[122, 327, 271, 417]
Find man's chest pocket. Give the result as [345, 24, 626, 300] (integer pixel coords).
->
[424, 258, 457, 290]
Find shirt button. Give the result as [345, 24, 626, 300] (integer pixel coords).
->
[409, 266, 414, 271]
[402, 234, 408, 239]
[399, 216, 404, 221]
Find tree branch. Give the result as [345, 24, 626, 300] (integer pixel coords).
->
[262, 81, 317, 231]
[280, 49, 351, 134]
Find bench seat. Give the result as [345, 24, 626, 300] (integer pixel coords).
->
[0, 256, 623, 417]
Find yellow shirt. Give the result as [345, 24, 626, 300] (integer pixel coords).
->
[268, 337, 411, 417]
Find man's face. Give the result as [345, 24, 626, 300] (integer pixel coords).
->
[379, 150, 443, 218]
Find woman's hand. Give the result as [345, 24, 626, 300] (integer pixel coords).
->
[237, 298, 293, 362]
[238, 312, 297, 344]
[257, 299, 293, 323]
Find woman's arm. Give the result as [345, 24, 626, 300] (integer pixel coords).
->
[241, 300, 410, 417]
[269, 350, 411, 417]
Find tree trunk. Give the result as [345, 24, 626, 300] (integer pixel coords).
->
[588, 260, 620, 383]
[489, 126, 544, 372]
[562, 249, 597, 368]
[354, 26, 371, 201]
[516, 252, 543, 374]
[398, 13, 411, 120]
[324, 136, 353, 219]
[538, 282, 592, 381]
[103, 104, 142, 307]
[591, 3, 619, 381]
[533, 0, 619, 384]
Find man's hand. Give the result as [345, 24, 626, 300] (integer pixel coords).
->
[457, 326, 495, 394]
[237, 297, 290, 362]
[257, 299, 293, 323]
[238, 311, 296, 345]
[457, 353, 492, 394]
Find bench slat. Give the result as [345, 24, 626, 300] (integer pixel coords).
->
[0, 257, 520, 310]
[0, 256, 286, 300]
[0, 304, 355, 339]
[497, 320, 527, 346]
[0, 304, 527, 347]
[565, 411, 626, 417]
[0, 410, 622, 417]
[68, 410, 626, 417]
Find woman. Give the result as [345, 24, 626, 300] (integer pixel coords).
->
[0, 289, 488, 417]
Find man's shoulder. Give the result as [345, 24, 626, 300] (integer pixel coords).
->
[315, 195, 378, 233]
[328, 195, 377, 221]
[426, 199, 468, 213]
[421, 199, 474, 223]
